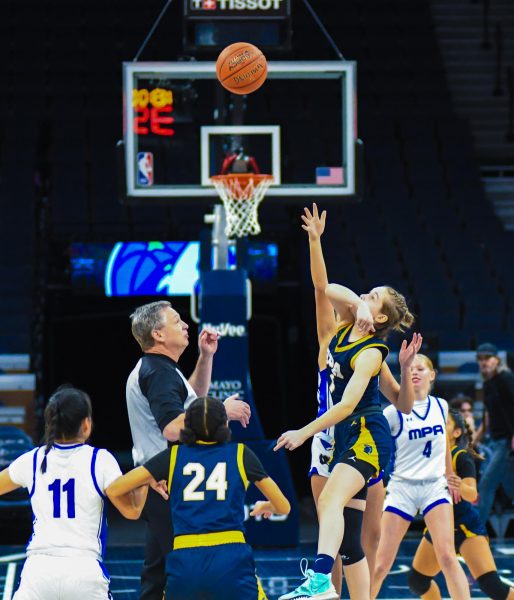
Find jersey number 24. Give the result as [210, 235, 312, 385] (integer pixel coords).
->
[183, 462, 228, 501]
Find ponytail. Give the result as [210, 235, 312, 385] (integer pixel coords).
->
[449, 409, 483, 461]
[41, 400, 60, 474]
[462, 419, 484, 461]
[375, 286, 415, 340]
[180, 397, 231, 446]
[40, 386, 93, 474]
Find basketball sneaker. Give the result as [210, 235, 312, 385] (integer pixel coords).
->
[279, 559, 338, 600]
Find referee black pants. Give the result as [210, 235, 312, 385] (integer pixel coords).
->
[140, 487, 174, 600]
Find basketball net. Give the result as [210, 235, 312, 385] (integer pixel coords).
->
[211, 173, 273, 238]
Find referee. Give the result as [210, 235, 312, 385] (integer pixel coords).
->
[126, 300, 251, 600]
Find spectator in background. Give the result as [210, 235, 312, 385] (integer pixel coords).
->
[474, 343, 514, 525]
[449, 395, 477, 441]
[450, 394, 491, 478]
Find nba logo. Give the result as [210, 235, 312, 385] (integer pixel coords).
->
[137, 152, 154, 186]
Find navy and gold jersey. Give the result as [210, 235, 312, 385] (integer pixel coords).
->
[145, 442, 267, 538]
[451, 445, 487, 547]
[328, 322, 389, 416]
[326, 323, 390, 479]
[451, 445, 479, 523]
[145, 443, 269, 600]
[425, 445, 487, 550]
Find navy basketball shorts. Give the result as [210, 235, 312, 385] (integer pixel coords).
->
[165, 542, 267, 600]
[333, 414, 392, 482]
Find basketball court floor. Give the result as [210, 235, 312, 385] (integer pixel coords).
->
[1, 539, 512, 599]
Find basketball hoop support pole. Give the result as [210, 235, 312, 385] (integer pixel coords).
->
[204, 205, 237, 270]
[195, 200, 300, 548]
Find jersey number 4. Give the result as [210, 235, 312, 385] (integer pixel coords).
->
[422, 441, 432, 458]
[48, 478, 76, 518]
[183, 462, 228, 501]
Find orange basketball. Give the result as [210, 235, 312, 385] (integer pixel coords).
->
[216, 42, 268, 95]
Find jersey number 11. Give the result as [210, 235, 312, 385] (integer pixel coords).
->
[48, 478, 76, 518]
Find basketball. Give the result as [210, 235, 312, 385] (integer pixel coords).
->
[216, 42, 268, 95]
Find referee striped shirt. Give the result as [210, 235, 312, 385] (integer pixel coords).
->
[126, 353, 197, 466]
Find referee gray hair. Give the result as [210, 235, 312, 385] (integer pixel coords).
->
[130, 301, 171, 351]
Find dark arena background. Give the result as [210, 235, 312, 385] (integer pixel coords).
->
[0, 0, 514, 598]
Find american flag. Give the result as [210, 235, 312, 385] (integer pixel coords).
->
[316, 167, 344, 185]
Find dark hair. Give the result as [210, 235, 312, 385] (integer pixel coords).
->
[448, 409, 483, 461]
[41, 386, 93, 473]
[180, 397, 230, 446]
[449, 395, 474, 410]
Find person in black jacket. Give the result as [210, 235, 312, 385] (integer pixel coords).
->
[474, 343, 514, 524]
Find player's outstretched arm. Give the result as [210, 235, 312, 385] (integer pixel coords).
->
[302, 203, 337, 347]
[251, 477, 291, 517]
[105, 466, 154, 520]
[0, 469, 21, 495]
[274, 348, 382, 451]
[379, 333, 422, 414]
[325, 283, 375, 333]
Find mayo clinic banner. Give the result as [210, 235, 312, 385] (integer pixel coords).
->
[199, 269, 264, 440]
[198, 269, 298, 546]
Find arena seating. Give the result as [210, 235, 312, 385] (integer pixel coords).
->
[0, 0, 514, 351]
[0, 1, 513, 357]
[0, 0, 513, 543]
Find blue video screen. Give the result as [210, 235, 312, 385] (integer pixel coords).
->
[70, 241, 278, 297]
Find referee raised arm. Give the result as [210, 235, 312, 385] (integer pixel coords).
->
[126, 300, 251, 600]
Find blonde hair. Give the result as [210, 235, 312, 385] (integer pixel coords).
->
[413, 353, 437, 390]
[374, 286, 415, 339]
[415, 353, 434, 371]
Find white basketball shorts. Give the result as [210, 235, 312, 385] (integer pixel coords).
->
[383, 475, 451, 521]
[13, 555, 111, 600]
[308, 432, 335, 478]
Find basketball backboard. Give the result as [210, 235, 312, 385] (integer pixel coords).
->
[122, 60, 357, 201]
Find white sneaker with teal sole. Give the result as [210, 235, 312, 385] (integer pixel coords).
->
[278, 559, 339, 600]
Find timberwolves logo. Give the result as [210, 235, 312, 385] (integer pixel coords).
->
[363, 445, 373, 455]
[105, 242, 198, 296]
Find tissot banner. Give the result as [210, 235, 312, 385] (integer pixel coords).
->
[185, 0, 290, 18]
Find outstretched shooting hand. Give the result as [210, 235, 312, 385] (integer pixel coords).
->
[301, 203, 326, 241]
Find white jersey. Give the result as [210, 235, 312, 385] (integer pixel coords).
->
[9, 443, 122, 560]
[384, 395, 448, 482]
[309, 367, 335, 478]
